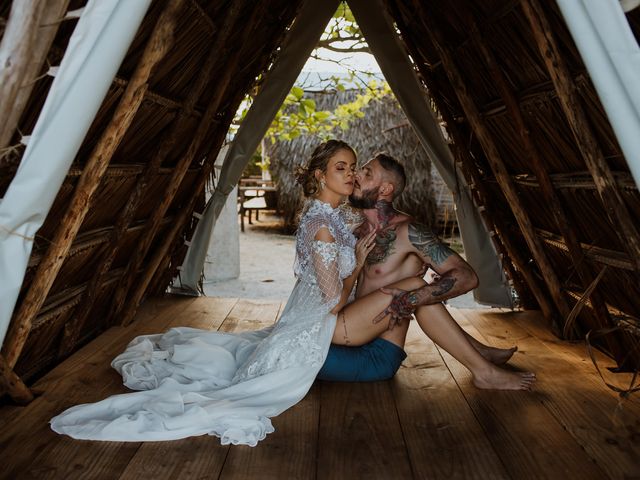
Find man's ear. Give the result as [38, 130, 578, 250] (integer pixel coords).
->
[380, 182, 395, 198]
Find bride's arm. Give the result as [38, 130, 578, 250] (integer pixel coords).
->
[329, 230, 376, 315]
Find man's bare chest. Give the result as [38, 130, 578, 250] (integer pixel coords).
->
[364, 225, 415, 274]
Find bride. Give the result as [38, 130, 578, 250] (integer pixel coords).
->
[51, 140, 373, 446]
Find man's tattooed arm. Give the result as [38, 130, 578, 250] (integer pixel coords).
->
[406, 222, 478, 305]
[408, 223, 454, 266]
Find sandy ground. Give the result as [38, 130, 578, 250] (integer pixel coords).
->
[204, 211, 484, 309]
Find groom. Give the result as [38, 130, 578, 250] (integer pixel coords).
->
[317, 153, 515, 382]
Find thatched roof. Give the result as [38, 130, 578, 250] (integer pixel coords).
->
[0, 0, 639, 403]
[268, 89, 453, 230]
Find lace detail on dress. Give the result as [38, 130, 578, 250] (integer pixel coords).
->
[311, 240, 338, 268]
[232, 322, 325, 383]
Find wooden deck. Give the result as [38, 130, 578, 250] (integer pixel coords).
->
[1, 296, 639, 479]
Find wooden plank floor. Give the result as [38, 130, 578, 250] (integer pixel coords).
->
[1, 296, 639, 480]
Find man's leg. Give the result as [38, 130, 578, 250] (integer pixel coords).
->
[414, 303, 517, 365]
[335, 278, 535, 390]
[411, 303, 535, 390]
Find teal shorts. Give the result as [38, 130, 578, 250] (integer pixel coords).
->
[317, 337, 407, 382]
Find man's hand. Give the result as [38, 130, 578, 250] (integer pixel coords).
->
[373, 287, 419, 329]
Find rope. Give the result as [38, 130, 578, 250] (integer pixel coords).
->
[563, 266, 607, 338]
[0, 224, 35, 241]
[586, 325, 640, 400]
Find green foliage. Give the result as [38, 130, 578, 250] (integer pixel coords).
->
[232, 1, 392, 159]
[266, 80, 391, 144]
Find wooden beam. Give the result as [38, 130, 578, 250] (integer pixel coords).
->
[521, 0, 640, 273]
[416, 2, 572, 324]
[28, 215, 174, 268]
[0, 353, 33, 404]
[511, 171, 636, 190]
[453, 75, 589, 121]
[0, 0, 48, 149]
[537, 228, 635, 271]
[57, 3, 243, 357]
[0, 357, 32, 404]
[108, 0, 249, 325]
[466, 11, 615, 340]
[0, 0, 186, 368]
[111, 76, 203, 116]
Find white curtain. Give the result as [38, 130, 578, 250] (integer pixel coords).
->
[557, 0, 640, 188]
[0, 0, 151, 348]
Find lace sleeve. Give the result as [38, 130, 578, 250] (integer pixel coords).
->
[311, 234, 342, 310]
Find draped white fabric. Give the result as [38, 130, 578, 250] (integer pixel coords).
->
[556, 0, 640, 188]
[0, 0, 151, 348]
[51, 200, 356, 445]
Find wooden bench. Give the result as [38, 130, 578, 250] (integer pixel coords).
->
[238, 181, 277, 232]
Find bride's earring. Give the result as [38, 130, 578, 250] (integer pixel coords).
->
[320, 179, 326, 190]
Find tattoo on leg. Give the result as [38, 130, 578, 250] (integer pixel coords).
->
[431, 277, 456, 297]
[340, 311, 351, 345]
[408, 223, 453, 265]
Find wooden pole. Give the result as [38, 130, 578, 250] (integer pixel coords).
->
[0, 354, 33, 404]
[0, 0, 47, 149]
[57, 1, 244, 357]
[109, 0, 253, 325]
[416, 4, 572, 323]
[0, 0, 185, 368]
[521, 0, 640, 273]
[466, 12, 617, 340]
[117, 4, 267, 326]
[0, 0, 70, 150]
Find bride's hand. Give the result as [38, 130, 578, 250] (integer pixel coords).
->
[355, 230, 377, 269]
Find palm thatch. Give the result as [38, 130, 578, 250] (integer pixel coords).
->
[0, 0, 639, 404]
[268, 89, 454, 232]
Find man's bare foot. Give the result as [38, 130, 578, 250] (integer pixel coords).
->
[477, 345, 518, 365]
[472, 366, 536, 391]
[464, 333, 517, 365]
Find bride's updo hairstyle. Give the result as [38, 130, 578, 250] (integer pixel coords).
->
[295, 140, 356, 197]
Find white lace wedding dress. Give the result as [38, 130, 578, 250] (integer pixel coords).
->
[50, 199, 356, 446]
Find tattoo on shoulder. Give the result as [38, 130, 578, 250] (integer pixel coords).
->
[408, 223, 453, 265]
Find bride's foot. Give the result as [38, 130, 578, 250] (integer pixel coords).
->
[477, 345, 517, 365]
[472, 366, 536, 391]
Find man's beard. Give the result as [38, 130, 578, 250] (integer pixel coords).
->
[349, 186, 379, 209]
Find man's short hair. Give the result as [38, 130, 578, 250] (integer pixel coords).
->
[374, 152, 406, 199]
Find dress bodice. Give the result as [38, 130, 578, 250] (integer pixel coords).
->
[294, 199, 357, 289]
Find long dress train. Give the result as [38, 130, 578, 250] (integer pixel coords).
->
[50, 199, 356, 446]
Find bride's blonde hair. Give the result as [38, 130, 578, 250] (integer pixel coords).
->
[295, 140, 356, 197]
